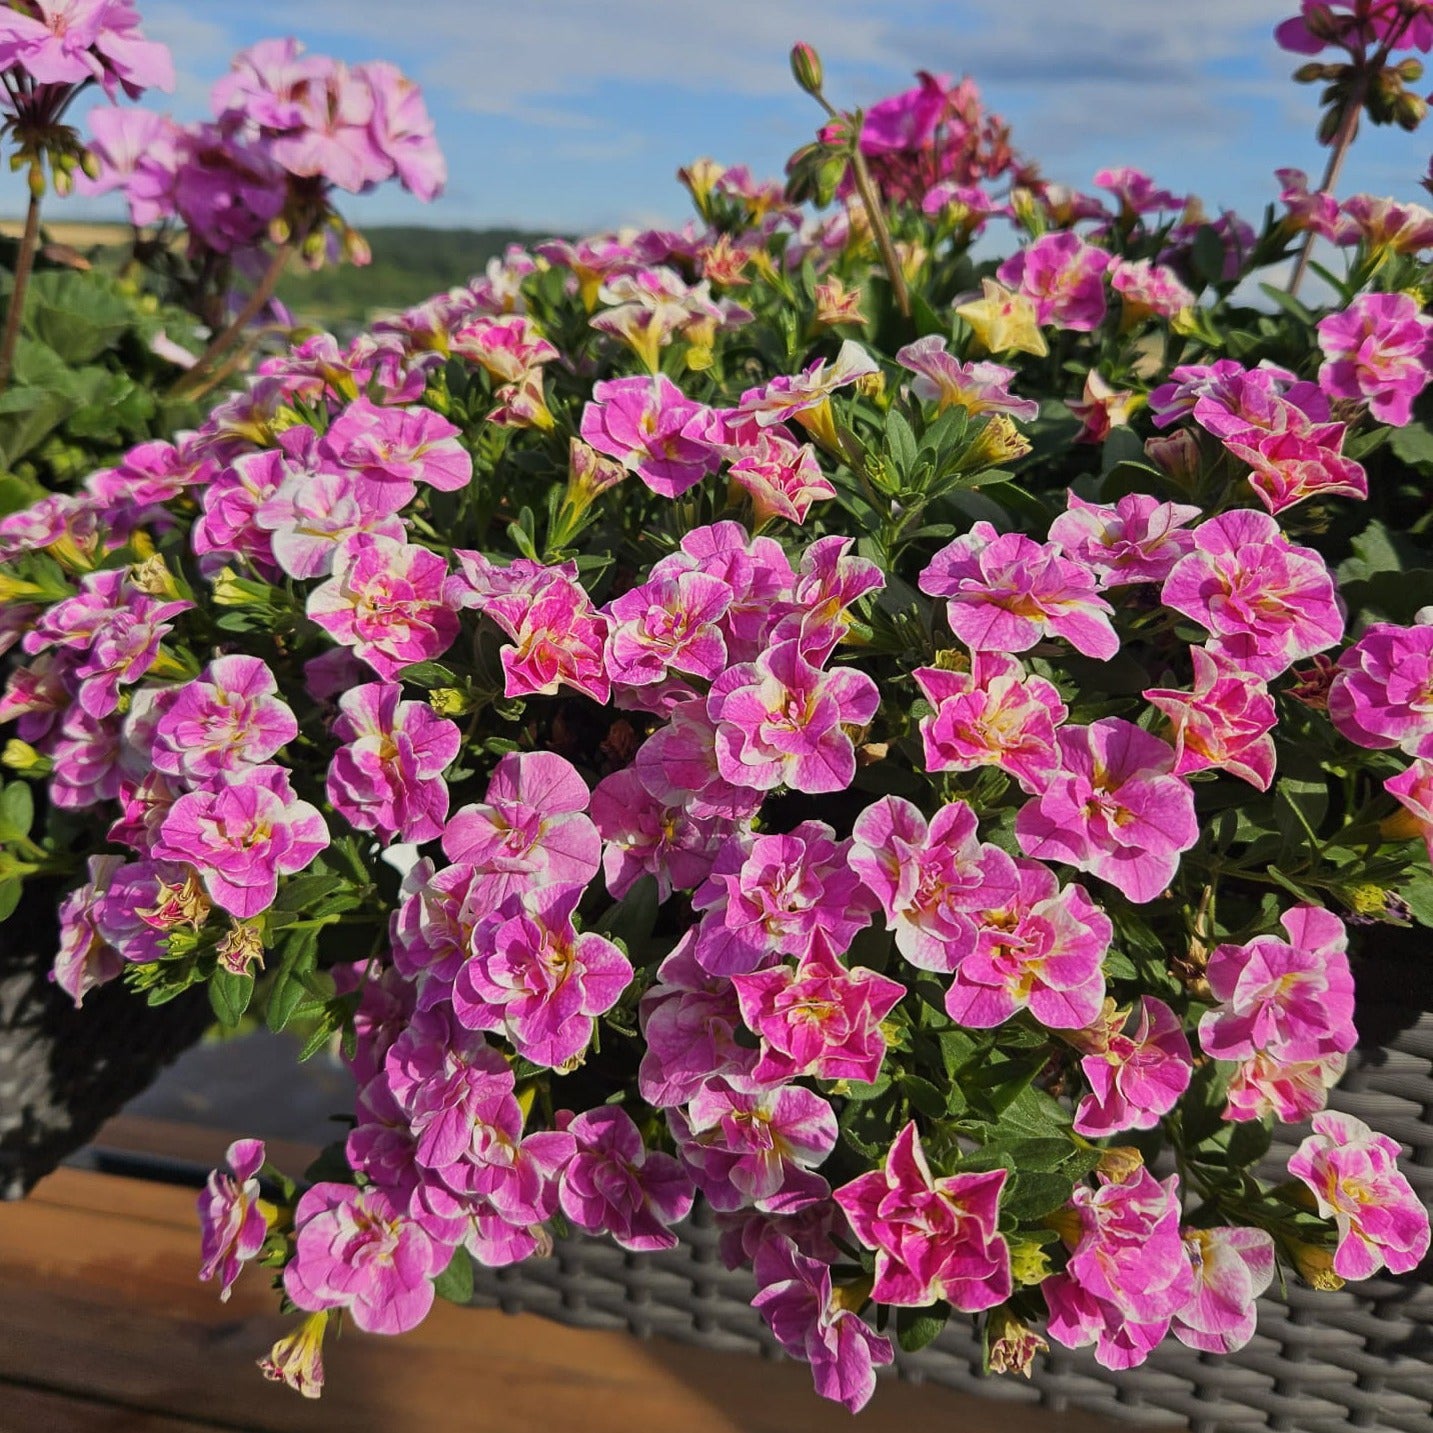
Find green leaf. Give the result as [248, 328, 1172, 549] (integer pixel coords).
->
[0, 781, 34, 841]
[1189, 225, 1227, 287]
[884, 407, 919, 481]
[396, 660, 459, 688]
[1002, 1169, 1078, 1221]
[432, 1246, 475, 1304]
[23, 270, 135, 364]
[1390, 422, 1433, 474]
[593, 875, 660, 955]
[895, 1302, 949, 1352]
[209, 969, 255, 1027]
[0, 878, 19, 921]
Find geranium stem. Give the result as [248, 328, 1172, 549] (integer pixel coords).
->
[0, 187, 43, 397]
[1286, 100, 1360, 299]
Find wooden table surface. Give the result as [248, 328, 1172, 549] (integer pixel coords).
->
[0, 1118, 1143, 1433]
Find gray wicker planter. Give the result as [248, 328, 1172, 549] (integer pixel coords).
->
[468, 1012, 1433, 1433]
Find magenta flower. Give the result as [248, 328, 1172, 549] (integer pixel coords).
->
[1144, 646, 1278, 791]
[996, 232, 1111, 332]
[894, 335, 1039, 420]
[690, 823, 874, 975]
[1199, 905, 1356, 1069]
[255, 469, 406, 581]
[1224, 425, 1368, 517]
[835, 1122, 1010, 1311]
[1276, 0, 1433, 55]
[0, 0, 173, 94]
[946, 860, 1110, 1030]
[1073, 997, 1194, 1136]
[590, 768, 729, 900]
[153, 764, 329, 919]
[751, 1237, 894, 1414]
[604, 568, 732, 687]
[557, 1106, 694, 1252]
[284, 1182, 449, 1336]
[1149, 360, 1327, 443]
[1047, 492, 1201, 588]
[671, 1077, 837, 1214]
[913, 652, 1066, 793]
[452, 884, 633, 1068]
[1160, 510, 1344, 679]
[1386, 758, 1433, 864]
[1318, 292, 1433, 427]
[1171, 1227, 1276, 1355]
[326, 682, 460, 844]
[727, 432, 836, 526]
[732, 937, 905, 1086]
[321, 399, 472, 505]
[580, 375, 714, 498]
[1109, 258, 1195, 322]
[197, 1139, 268, 1302]
[443, 751, 600, 895]
[1329, 621, 1433, 755]
[1016, 719, 1197, 905]
[307, 534, 458, 681]
[151, 655, 298, 784]
[1043, 1165, 1194, 1370]
[918, 522, 1118, 660]
[850, 795, 1020, 971]
[1288, 1112, 1431, 1280]
[1224, 1048, 1349, 1125]
[769, 534, 883, 665]
[734, 340, 878, 433]
[707, 638, 879, 794]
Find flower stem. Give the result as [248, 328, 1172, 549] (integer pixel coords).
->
[0, 185, 43, 397]
[848, 143, 911, 320]
[1286, 99, 1361, 299]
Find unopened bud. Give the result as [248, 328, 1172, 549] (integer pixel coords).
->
[428, 687, 475, 719]
[79, 147, 102, 181]
[790, 42, 824, 97]
[1395, 57, 1424, 83]
[1095, 1145, 1145, 1182]
[2, 739, 50, 775]
[1294, 62, 1332, 83]
[27, 165, 45, 199]
[1395, 91, 1428, 131]
[1288, 1240, 1344, 1292]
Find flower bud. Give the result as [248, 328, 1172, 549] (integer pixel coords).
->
[985, 1305, 1048, 1377]
[1006, 1236, 1054, 1287]
[79, 147, 102, 181]
[428, 687, 475, 718]
[1287, 1239, 1344, 1292]
[129, 553, 183, 600]
[2, 739, 51, 776]
[790, 42, 824, 97]
[1095, 1145, 1146, 1182]
[259, 1312, 327, 1399]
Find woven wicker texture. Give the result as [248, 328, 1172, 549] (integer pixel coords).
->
[469, 1010, 1433, 1433]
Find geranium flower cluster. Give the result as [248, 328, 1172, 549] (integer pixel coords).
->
[2, 31, 1431, 1420]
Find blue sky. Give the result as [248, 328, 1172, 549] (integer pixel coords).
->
[15, 0, 1431, 237]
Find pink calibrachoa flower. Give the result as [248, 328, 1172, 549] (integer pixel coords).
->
[996, 232, 1111, 332]
[590, 767, 729, 900]
[321, 399, 472, 506]
[151, 655, 298, 784]
[52, 856, 126, 1005]
[1224, 424, 1369, 517]
[1160, 509, 1344, 680]
[634, 698, 765, 823]
[443, 751, 600, 894]
[913, 652, 1067, 793]
[1072, 997, 1194, 1136]
[1288, 1112, 1431, 1280]
[1048, 492, 1201, 588]
[727, 432, 836, 526]
[751, 1237, 895, 1414]
[198, 1138, 269, 1302]
[945, 860, 1110, 1030]
[255, 468, 407, 581]
[1149, 359, 1328, 443]
[1067, 371, 1137, 445]
[690, 823, 874, 975]
[1330, 622, 1433, 755]
[671, 1077, 837, 1214]
[638, 933, 759, 1108]
[1043, 1165, 1195, 1370]
[732, 936, 906, 1086]
[306, 534, 458, 682]
[1386, 758, 1433, 864]
[1144, 646, 1278, 791]
[1317, 292, 1433, 427]
[1016, 719, 1197, 905]
[1199, 905, 1356, 1075]
[918, 522, 1119, 660]
[893, 335, 1039, 421]
[1224, 1048, 1348, 1125]
[604, 568, 733, 687]
[769, 533, 883, 665]
[284, 1182, 450, 1336]
[153, 764, 329, 919]
[579, 375, 714, 498]
[452, 884, 633, 1068]
[707, 638, 879, 794]
[326, 682, 460, 844]
[835, 1122, 1010, 1311]
[1109, 257, 1195, 323]
[1171, 1227, 1276, 1354]
[850, 795, 1020, 971]
[734, 340, 879, 449]
[557, 1106, 695, 1252]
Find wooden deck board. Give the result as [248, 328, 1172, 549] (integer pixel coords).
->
[0, 1145, 1141, 1432]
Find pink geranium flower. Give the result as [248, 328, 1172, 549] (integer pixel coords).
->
[707, 638, 879, 794]
[894, 335, 1039, 420]
[1144, 646, 1278, 791]
[918, 522, 1119, 660]
[732, 936, 906, 1086]
[604, 568, 732, 687]
[996, 232, 1111, 332]
[1317, 291, 1433, 427]
[557, 1106, 694, 1252]
[326, 682, 460, 844]
[1048, 492, 1201, 588]
[1016, 719, 1197, 904]
[835, 1122, 1010, 1311]
[580, 375, 714, 498]
[1072, 997, 1194, 1136]
[1288, 1112, 1431, 1280]
[914, 652, 1066, 793]
[284, 1182, 449, 1336]
[751, 1237, 894, 1414]
[1330, 622, 1433, 755]
[1171, 1227, 1276, 1354]
[307, 534, 458, 681]
[1160, 509, 1344, 680]
[154, 764, 329, 918]
[946, 860, 1110, 1030]
[198, 1138, 269, 1302]
[850, 795, 1020, 971]
[452, 884, 633, 1068]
